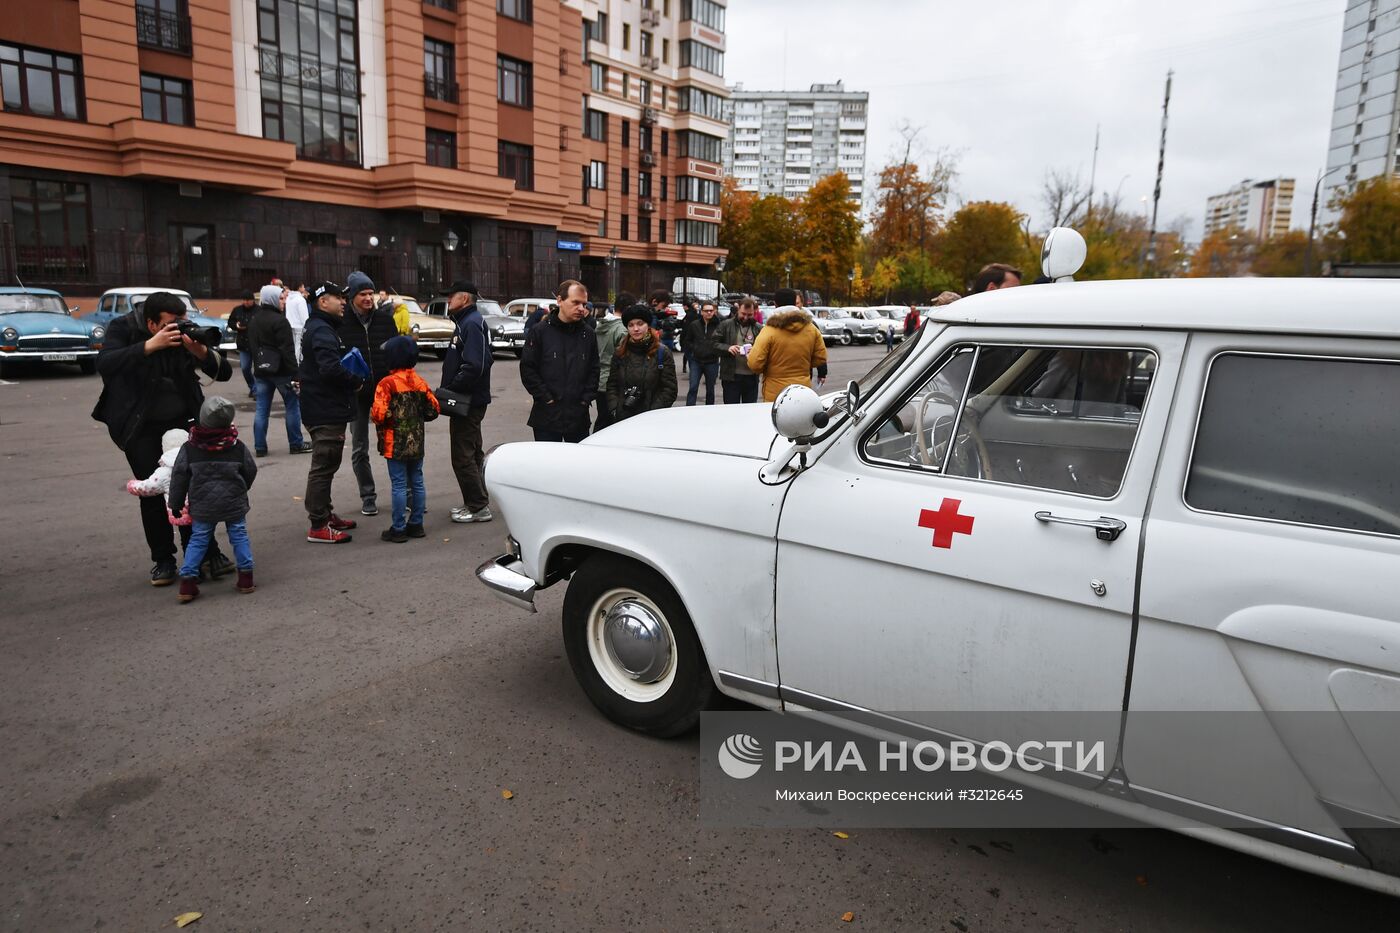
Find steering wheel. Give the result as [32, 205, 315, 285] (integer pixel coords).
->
[913, 392, 993, 479]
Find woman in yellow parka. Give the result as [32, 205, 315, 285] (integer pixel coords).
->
[745, 305, 829, 402]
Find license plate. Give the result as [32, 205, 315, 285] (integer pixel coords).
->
[43, 353, 78, 362]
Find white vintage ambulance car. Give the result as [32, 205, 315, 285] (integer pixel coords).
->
[477, 232, 1400, 895]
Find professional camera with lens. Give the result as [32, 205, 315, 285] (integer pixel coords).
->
[175, 319, 222, 348]
[621, 385, 644, 413]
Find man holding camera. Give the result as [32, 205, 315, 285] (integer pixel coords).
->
[95, 291, 234, 586]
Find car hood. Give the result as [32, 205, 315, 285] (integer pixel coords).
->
[0, 312, 96, 336]
[584, 403, 779, 460]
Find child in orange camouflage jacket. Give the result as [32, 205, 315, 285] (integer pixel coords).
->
[370, 335, 440, 542]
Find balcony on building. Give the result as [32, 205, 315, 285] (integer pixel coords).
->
[424, 73, 459, 103]
[136, 5, 192, 55]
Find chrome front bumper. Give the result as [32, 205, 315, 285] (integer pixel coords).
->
[1, 348, 97, 360]
[475, 554, 537, 613]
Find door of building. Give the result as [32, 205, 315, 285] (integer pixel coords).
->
[500, 226, 533, 299]
[169, 223, 214, 297]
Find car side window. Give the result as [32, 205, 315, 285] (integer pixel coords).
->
[1185, 353, 1400, 536]
[862, 344, 1157, 498]
[98, 296, 112, 312]
[115, 296, 129, 313]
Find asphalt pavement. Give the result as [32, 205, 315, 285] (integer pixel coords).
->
[1, 343, 1397, 931]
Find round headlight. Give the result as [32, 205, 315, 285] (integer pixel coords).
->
[91, 325, 105, 341]
[1, 327, 17, 342]
[411, 322, 420, 334]
[492, 326, 504, 337]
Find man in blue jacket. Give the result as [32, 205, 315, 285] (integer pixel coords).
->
[439, 280, 494, 524]
[298, 281, 364, 543]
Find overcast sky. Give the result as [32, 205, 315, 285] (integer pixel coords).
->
[725, 0, 1347, 240]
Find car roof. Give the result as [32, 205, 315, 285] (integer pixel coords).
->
[928, 278, 1400, 339]
[0, 286, 63, 296]
[101, 286, 193, 297]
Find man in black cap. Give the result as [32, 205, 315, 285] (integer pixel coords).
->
[339, 269, 397, 516]
[438, 280, 494, 524]
[299, 281, 363, 543]
[228, 290, 258, 397]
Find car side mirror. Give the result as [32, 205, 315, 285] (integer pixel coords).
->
[845, 380, 862, 421]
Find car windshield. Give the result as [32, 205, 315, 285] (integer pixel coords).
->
[131, 293, 198, 314]
[478, 300, 502, 315]
[0, 293, 66, 314]
[818, 325, 925, 435]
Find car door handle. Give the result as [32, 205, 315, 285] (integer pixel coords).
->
[1034, 511, 1128, 542]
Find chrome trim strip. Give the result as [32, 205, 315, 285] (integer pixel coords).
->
[717, 672, 781, 700]
[474, 554, 537, 614]
[0, 349, 97, 358]
[778, 685, 876, 714]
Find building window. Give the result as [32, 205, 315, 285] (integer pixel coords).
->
[136, 0, 192, 55]
[675, 176, 720, 204]
[620, 72, 629, 99]
[623, 23, 631, 50]
[427, 128, 456, 168]
[10, 177, 91, 280]
[140, 73, 192, 125]
[639, 124, 653, 152]
[587, 160, 607, 190]
[584, 13, 607, 42]
[675, 220, 718, 246]
[660, 176, 668, 200]
[424, 0, 457, 8]
[497, 0, 531, 23]
[640, 31, 653, 58]
[678, 86, 725, 120]
[639, 78, 652, 106]
[639, 172, 653, 197]
[590, 62, 608, 92]
[622, 119, 631, 149]
[679, 40, 723, 76]
[498, 141, 534, 190]
[424, 39, 457, 102]
[662, 38, 670, 64]
[681, 0, 726, 31]
[622, 168, 630, 195]
[677, 130, 723, 163]
[498, 55, 532, 108]
[258, 0, 360, 165]
[584, 107, 607, 141]
[661, 130, 669, 155]
[638, 216, 651, 243]
[659, 219, 667, 243]
[621, 215, 629, 241]
[0, 43, 84, 121]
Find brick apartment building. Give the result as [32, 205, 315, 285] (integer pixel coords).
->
[0, 0, 727, 303]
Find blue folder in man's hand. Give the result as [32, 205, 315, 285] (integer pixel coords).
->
[340, 346, 370, 380]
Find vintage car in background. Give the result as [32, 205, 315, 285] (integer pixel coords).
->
[474, 228, 1400, 896]
[424, 297, 526, 357]
[86, 287, 235, 351]
[0, 287, 103, 376]
[809, 306, 875, 345]
[389, 295, 454, 356]
[852, 306, 904, 342]
[503, 297, 558, 321]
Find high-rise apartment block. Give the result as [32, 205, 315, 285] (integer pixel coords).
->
[1322, 0, 1400, 217]
[1203, 178, 1296, 239]
[0, 0, 725, 300]
[721, 81, 867, 203]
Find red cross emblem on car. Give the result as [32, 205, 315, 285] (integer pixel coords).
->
[918, 498, 975, 549]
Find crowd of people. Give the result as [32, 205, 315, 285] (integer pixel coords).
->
[97, 262, 1021, 598]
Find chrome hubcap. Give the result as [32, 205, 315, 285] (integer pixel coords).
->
[602, 599, 673, 683]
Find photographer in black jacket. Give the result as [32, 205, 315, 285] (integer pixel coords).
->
[95, 290, 233, 586]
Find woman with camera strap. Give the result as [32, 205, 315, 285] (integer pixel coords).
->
[607, 305, 677, 423]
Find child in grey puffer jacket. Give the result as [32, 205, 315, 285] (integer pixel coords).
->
[169, 397, 258, 602]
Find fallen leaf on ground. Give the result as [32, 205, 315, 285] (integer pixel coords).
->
[174, 912, 203, 928]
[832, 831, 849, 839]
[501, 789, 514, 799]
[840, 911, 855, 922]
[291, 496, 302, 501]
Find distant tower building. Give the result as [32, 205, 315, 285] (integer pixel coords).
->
[1322, 1, 1400, 218]
[721, 81, 868, 203]
[1203, 179, 1296, 239]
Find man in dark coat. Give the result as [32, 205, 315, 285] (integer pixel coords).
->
[715, 296, 762, 404]
[518, 280, 599, 443]
[299, 281, 363, 543]
[249, 283, 310, 457]
[338, 269, 398, 516]
[682, 300, 725, 406]
[437, 280, 494, 524]
[227, 290, 258, 397]
[95, 290, 233, 585]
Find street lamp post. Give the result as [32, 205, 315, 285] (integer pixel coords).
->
[608, 246, 620, 301]
[847, 268, 855, 305]
[784, 260, 792, 289]
[715, 255, 726, 299]
[442, 230, 459, 289]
